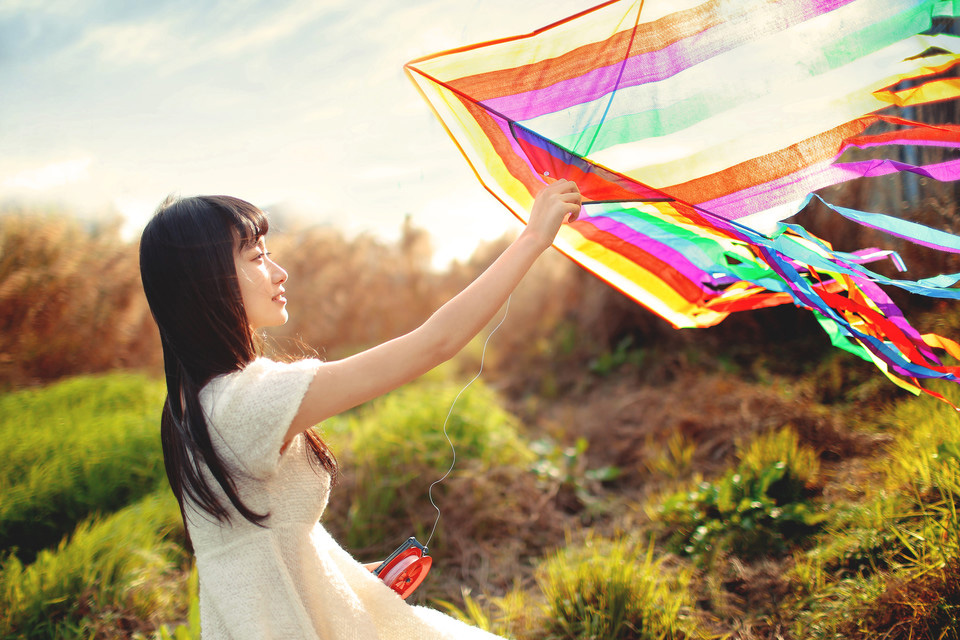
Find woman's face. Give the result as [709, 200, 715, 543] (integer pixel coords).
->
[234, 236, 289, 329]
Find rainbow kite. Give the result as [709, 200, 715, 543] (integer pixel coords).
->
[405, 0, 960, 403]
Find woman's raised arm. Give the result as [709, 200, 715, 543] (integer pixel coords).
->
[284, 179, 581, 444]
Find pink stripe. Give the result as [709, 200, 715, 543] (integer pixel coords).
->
[700, 156, 960, 220]
[480, 0, 858, 121]
[585, 214, 721, 293]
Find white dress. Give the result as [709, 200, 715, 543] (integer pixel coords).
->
[188, 357, 505, 639]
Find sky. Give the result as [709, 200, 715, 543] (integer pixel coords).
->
[1, 0, 592, 265]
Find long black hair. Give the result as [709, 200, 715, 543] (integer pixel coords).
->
[139, 195, 336, 539]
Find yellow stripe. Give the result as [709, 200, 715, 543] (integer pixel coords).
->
[408, 70, 535, 213]
[875, 76, 960, 106]
[412, 0, 703, 81]
[554, 224, 729, 329]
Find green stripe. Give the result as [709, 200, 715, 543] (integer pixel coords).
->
[550, 1, 942, 153]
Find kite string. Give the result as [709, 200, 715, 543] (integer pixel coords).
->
[574, 0, 645, 156]
[424, 294, 512, 548]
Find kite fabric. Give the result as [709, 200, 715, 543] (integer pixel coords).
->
[405, 0, 960, 403]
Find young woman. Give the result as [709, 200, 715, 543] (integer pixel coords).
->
[138, 179, 582, 638]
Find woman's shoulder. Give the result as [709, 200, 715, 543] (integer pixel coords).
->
[199, 357, 324, 477]
[205, 357, 320, 389]
[201, 357, 322, 414]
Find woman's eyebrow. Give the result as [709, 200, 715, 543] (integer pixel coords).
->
[240, 236, 265, 252]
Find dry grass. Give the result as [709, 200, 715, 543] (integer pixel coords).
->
[0, 211, 159, 386]
[0, 207, 472, 387]
[265, 217, 461, 360]
[835, 560, 960, 640]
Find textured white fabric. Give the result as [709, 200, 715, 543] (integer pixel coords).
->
[188, 357, 504, 640]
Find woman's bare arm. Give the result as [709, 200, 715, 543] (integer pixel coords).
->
[284, 179, 581, 444]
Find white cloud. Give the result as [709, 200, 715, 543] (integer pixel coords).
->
[2, 157, 93, 190]
[0, 0, 595, 261]
[64, 0, 337, 75]
[203, 0, 335, 60]
[70, 19, 178, 69]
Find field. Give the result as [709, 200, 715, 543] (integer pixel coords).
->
[4, 203, 960, 639]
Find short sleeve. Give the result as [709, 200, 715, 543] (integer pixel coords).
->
[200, 357, 322, 478]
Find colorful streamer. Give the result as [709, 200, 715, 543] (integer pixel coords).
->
[405, 0, 960, 401]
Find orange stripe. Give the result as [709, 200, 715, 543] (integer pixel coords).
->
[460, 97, 539, 198]
[662, 119, 869, 203]
[446, 0, 733, 102]
[569, 219, 709, 306]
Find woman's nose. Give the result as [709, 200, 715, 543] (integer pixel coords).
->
[272, 261, 288, 284]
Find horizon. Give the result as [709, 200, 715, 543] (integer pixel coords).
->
[1, 0, 594, 266]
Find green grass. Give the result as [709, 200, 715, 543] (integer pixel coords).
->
[882, 382, 960, 494]
[0, 491, 187, 640]
[537, 535, 693, 640]
[783, 383, 960, 638]
[10, 366, 960, 638]
[438, 534, 696, 640]
[326, 379, 534, 551]
[0, 374, 167, 561]
[877, 382, 960, 573]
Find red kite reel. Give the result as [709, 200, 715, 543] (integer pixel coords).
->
[373, 537, 432, 599]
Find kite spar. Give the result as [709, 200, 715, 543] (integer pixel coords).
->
[405, 0, 960, 402]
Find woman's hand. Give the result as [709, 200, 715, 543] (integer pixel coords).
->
[522, 179, 583, 251]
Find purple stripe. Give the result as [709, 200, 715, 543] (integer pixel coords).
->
[481, 0, 857, 121]
[851, 274, 943, 363]
[479, 101, 549, 194]
[847, 136, 960, 151]
[699, 160, 834, 220]
[583, 213, 723, 294]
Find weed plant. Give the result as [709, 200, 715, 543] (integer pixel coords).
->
[537, 535, 693, 640]
[0, 374, 167, 560]
[739, 426, 820, 490]
[0, 491, 186, 640]
[156, 567, 200, 640]
[440, 535, 695, 640]
[529, 436, 621, 513]
[790, 385, 960, 638]
[883, 382, 960, 494]
[879, 383, 960, 572]
[798, 494, 907, 583]
[657, 427, 826, 561]
[643, 431, 698, 481]
[789, 494, 911, 636]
